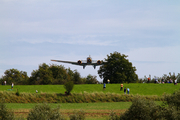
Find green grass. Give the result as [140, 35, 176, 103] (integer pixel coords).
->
[5, 102, 132, 110]
[1, 83, 179, 96]
[5, 102, 133, 120]
[1, 83, 175, 120]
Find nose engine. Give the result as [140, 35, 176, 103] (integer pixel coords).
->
[97, 60, 101, 65]
[77, 60, 82, 65]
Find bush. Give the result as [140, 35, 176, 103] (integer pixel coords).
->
[164, 90, 180, 111]
[0, 99, 14, 120]
[64, 81, 74, 95]
[27, 103, 65, 120]
[120, 97, 180, 120]
[16, 89, 20, 96]
[108, 111, 120, 120]
[69, 110, 85, 120]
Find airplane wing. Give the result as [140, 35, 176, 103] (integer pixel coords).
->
[51, 59, 86, 66]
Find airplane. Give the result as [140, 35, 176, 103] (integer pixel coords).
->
[51, 56, 104, 69]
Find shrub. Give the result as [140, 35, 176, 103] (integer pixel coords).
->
[27, 103, 65, 120]
[0, 99, 14, 120]
[16, 89, 20, 96]
[108, 111, 120, 120]
[69, 110, 85, 120]
[64, 81, 74, 95]
[120, 97, 180, 120]
[164, 90, 180, 111]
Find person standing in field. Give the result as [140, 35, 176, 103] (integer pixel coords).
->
[103, 83, 106, 90]
[4, 81, 6, 85]
[11, 83, 14, 90]
[148, 78, 150, 83]
[127, 88, 130, 94]
[174, 79, 177, 85]
[124, 87, 126, 94]
[120, 83, 123, 91]
[162, 78, 164, 84]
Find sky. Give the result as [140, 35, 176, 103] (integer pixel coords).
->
[0, 0, 180, 82]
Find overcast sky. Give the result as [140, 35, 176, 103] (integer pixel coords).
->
[0, 0, 180, 81]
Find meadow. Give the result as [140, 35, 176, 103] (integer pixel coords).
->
[0, 83, 179, 95]
[0, 83, 179, 119]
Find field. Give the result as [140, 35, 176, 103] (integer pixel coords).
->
[0, 83, 179, 119]
[5, 101, 163, 119]
[1, 83, 179, 95]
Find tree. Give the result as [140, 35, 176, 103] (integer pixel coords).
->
[98, 52, 138, 83]
[64, 81, 74, 95]
[73, 70, 82, 84]
[85, 74, 98, 84]
[49, 64, 70, 84]
[29, 63, 53, 85]
[1, 68, 29, 85]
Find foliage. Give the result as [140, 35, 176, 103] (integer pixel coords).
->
[15, 89, 20, 96]
[0, 99, 14, 120]
[29, 63, 53, 85]
[73, 70, 82, 84]
[27, 103, 64, 120]
[98, 51, 138, 83]
[120, 97, 180, 120]
[64, 81, 74, 95]
[108, 111, 120, 120]
[1, 69, 28, 85]
[69, 110, 85, 120]
[165, 90, 180, 111]
[49, 64, 69, 84]
[28, 63, 88, 85]
[0, 91, 163, 103]
[85, 74, 98, 84]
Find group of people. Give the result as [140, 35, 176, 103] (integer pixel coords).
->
[1, 81, 14, 89]
[103, 83, 130, 94]
[1, 81, 6, 85]
[148, 77, 178, 85]
[121, 83, 130, 94]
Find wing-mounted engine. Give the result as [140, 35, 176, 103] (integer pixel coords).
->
[77, 60, 82, 65]
[97, 60, 102, 65]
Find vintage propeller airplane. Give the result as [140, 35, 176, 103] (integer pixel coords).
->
[51, 56, 103, 69]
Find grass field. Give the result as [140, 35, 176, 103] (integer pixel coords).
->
[1, 83, 179, 119]
[6, 102, 132, 120]
[5, 101, 162, 120]
[1, 83, 179, 96]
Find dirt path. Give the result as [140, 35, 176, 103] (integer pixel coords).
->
[14, 109, 126, 117]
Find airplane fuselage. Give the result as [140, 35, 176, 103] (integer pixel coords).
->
[87, 57, 92, 64]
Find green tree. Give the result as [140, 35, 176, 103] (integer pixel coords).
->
[64, 81, 74, 95]
[85, 74, 98, 84]
[29, 63, 53, 85]
[1, 68, 28, 85]
[73, 70, 82, 84]
[98, 52, 138, 83]
[49, 64, 69, 84]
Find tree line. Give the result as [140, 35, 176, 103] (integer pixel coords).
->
[0, 63, 98, 85]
